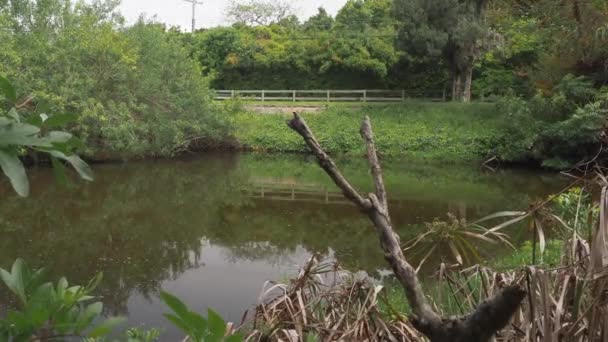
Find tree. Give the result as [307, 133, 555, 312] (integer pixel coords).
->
[1, 0, 229, 159]
[303, 7, 333, 31]
[393, 0, 492, 102]
[225, 0, 296, 26]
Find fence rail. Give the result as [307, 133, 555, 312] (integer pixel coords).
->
[214, 89, 448, 103]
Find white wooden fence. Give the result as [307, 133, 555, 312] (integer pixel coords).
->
[214, 89, 448, 103]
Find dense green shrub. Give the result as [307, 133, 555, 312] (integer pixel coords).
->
[493, 74, 607, 169]
[0, 1, 230, 159]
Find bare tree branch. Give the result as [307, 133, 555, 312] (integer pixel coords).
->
[360, 116, 388, 211]
[225, 0, 295, 26]
[287, 113, 371, 209]
[289, 112, 440, 328]
[287, 112, 526, 342]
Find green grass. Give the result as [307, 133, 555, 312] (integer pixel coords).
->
[490, 240, 564, 270]
[230, 102, 501, 161]
[379, 239, 565, 318]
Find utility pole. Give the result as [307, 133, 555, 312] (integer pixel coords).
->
[183, 0, 204, 32]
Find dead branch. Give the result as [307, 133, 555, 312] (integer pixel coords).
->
[287, 112, 526, 342]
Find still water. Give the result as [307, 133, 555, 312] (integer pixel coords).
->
[0, 153, 567, 339]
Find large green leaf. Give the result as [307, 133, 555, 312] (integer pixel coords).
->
[0, 117, 11, 127]
[160, 291, 190, 319]
[46, 131, 73, 144]
[207, 308, 227, 339]
[0, 76, 16, 103]
[7, 108, 19, 122]
[79, 301, 104, 331]
[49, 151, 93, 181]
[51, 156, 69, 187]
[0, 123, 44, 147]
[0, 259, 28, 306]
[0, 150, 29, 197]
[163, 313, 192, 336]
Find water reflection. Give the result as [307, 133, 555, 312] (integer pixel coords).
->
[0, 153, 567, 339]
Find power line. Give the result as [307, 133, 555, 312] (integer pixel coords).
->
[288, 34, 397, 40]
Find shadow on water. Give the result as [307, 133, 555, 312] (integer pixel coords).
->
[0, 152, 568, 339]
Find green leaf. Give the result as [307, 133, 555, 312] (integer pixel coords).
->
[0, 123, 44, 147]
[186, 311, 207, 335]
[25, 114, 43, 127]
[85, 302, 103, 316]
[226, 334, 244, 342]
[207, 309, 227, 337]
[1, 259, 28, 306]
[51, 156, 69, 187]
[0, 76, 16, 103]
[46, 131, 73, 144]
[49, 151, 93, 181]
[0, 150, 29, 197]
[7, 108, 19, 122]
[0, 117, 11, 127]
[82, 301, 104, 327]
[160, 291, 190, 320]
[163, 313, 192, 334]
[84, 272, 103, 293]
[87, 317, 126, 338]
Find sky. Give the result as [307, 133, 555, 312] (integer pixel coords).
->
[116, 0, 349, 31]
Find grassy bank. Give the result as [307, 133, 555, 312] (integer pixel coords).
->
[231, 101, 501, 161]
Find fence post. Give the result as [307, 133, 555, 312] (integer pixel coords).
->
[327, 90, 330, 103]
[261, 90, 265, 102]
[293, 90, 296, 102]
[231, 90, 235, 99]
[363, 90, 367, 103]
[402, 89, 405, 103]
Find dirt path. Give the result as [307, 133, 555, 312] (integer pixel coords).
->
[244, 105, 327, 114]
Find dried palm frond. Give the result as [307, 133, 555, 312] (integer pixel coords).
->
[245, 255, 423, 342]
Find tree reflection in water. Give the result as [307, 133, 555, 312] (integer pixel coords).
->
[0, 153, 567, 336]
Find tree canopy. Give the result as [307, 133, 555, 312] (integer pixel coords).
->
[189, 0, 608, 100]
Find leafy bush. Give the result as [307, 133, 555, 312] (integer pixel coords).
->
[0, 1, 230, 159]
[493, 74, 607, 169]
[473, 65, 531, 99]
[0, 259, 124, 340]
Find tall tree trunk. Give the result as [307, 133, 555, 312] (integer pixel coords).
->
[452, 70, 462, 102]
[462, 65, 473, 103]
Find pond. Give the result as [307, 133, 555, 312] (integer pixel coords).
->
[0, 152, 567, 339]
